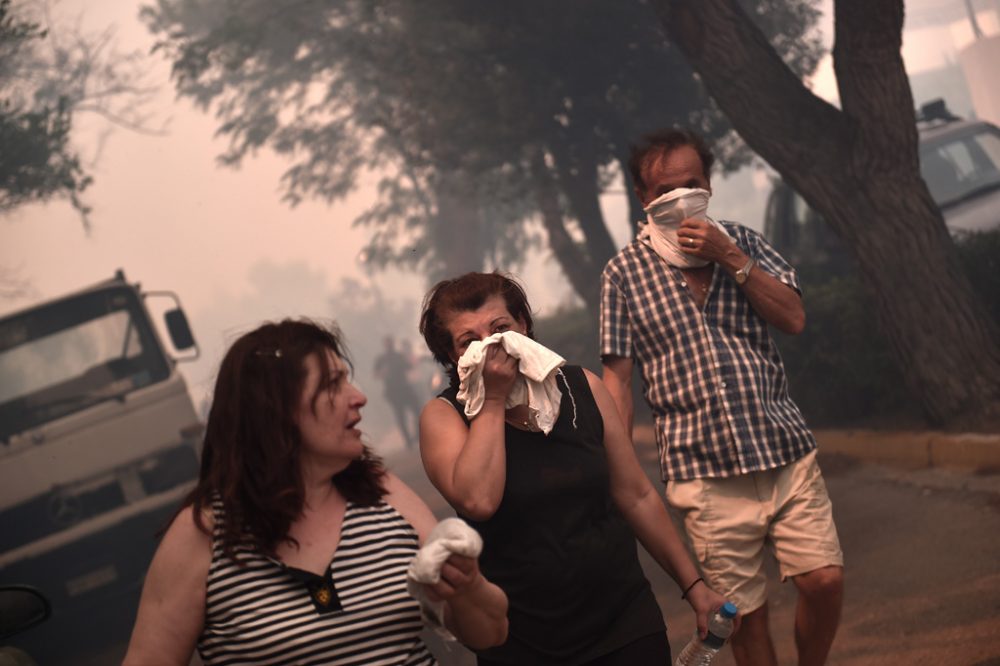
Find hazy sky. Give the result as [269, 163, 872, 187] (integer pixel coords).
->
[3, 0, 996, 451]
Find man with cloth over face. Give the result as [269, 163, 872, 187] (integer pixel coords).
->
[600, 128, 844, 666]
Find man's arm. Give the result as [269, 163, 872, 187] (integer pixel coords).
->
[720, 246, 805, 334]
[678, 219, 805, 334]
[601, 354, 635, 439]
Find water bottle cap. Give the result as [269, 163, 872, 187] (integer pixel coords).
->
[720, 601, 738, 618]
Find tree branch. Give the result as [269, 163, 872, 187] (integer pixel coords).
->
[654, 0, 849, 178]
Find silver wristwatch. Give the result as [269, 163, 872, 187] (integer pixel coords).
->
[734, 258, 754, 285]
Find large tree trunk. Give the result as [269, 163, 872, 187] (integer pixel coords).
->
[654, 0, 1000, 429]
[529, 151, 602, 319]
[548, 145, 619, 270]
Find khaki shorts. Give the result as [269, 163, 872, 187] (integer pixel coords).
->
[665, 451, 843, 614]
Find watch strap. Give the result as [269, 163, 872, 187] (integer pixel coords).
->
[735, 257, 754, 284]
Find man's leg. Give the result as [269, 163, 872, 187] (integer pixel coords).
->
[403, 398, 422, 448]
[665, 475, 774, 666]
[792, 565, 843, 666]
[388, 400, 414, 448]
[729, 602, 778, 666]
[768, 451, 845, 666]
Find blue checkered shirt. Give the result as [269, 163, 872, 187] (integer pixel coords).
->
[600, 221, 816, 481]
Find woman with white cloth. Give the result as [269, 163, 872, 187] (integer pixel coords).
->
[124, 319, 507, 665]
[418, 272, 732, 665]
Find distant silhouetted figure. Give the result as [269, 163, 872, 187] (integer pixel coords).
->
[374, 336, 421, 449]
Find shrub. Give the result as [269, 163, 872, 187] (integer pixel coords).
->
[777, 228, 999, 427]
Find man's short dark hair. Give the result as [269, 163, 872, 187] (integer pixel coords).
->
[628, 128, 715, 195]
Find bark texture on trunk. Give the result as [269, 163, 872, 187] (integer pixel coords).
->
[530, 152, 602, 317]
[655, 0, 1000, 429]
[549, 142, 619, 270]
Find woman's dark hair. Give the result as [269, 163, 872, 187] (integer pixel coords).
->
[419, 271, 534, 385]
[628, 127, 715, 196]
[185, 319, 386, 557]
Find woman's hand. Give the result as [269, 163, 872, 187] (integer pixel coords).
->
[481, 343, 519, 404]
[423, 554, 509, 650]
[420, 554, 485, 602]
[686, 581, 741, 638]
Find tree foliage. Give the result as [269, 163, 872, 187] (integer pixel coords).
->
[143, 0, 823, 306]
[0, 0, 89, 220]
[0, 0, 159, 229]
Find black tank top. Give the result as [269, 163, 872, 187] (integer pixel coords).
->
[439, 365, 665, 664]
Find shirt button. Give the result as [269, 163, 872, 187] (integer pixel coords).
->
[680, 281, 688, 287]
[720, 381, 727, 388]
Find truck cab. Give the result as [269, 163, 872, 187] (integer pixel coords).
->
[0, 271, 201, 664]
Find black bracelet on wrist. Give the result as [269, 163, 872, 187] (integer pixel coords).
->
[680, 576, 704, 600]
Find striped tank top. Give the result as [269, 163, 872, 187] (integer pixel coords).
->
[198, 500, 436, 666]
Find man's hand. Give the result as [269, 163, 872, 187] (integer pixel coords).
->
[677, 218, 742, 268]
[678, 218, 805, 333]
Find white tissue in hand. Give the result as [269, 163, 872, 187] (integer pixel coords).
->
[455, 331, 565, 434]
[407, 518, 483, 584]
[406, 517, 483, 641]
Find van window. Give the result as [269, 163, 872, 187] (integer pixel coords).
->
[920, 128, 1000, 208]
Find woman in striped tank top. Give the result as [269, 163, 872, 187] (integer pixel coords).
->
[123, 320, 508, 666]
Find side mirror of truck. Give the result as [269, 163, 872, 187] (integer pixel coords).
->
[165, 308, 196, 351]
[143, 289, 200, 362]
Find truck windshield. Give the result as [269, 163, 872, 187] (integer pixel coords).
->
[920, 126, 1000, 209]
[0, 286, 170, 442]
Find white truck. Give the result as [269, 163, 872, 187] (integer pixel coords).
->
[0, 270, 201, 664]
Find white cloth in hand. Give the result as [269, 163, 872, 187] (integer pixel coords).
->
[455, 331, 565, 434]
[406, 517, 484, 640]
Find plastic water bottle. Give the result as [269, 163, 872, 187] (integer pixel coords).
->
[674, 601, 739, 665]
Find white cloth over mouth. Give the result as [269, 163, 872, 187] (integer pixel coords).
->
[455, 331, 565, 434]
[406, 517, 484, 640]
[638, 187, 731, 268]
